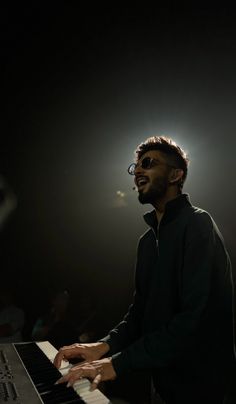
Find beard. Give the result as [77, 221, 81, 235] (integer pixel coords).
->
[138, 175, 169, 205]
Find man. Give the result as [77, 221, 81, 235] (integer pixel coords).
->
[54, 136, 235, 404]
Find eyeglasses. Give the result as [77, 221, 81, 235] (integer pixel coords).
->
[127, 157, 176, 175]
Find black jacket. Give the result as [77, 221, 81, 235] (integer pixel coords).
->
[101, 194, 235, 384]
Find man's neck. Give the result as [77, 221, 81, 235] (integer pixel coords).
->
[154, 190, 180, 223]
[156, 210, 164, 225]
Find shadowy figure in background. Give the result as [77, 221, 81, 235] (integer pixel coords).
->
[32, 290, 78, 349]
[76, 294, 98, 343]
[0, 176, 22, 343]
[0, 287, 25, 343]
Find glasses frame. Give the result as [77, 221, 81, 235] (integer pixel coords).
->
[127, 156, 177, 175]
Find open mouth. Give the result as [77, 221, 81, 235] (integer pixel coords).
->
[135, 176, 149, 189]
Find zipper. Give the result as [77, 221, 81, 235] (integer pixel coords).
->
[152, 224, 160, 254]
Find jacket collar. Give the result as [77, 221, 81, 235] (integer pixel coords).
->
[143, 193, 192, 229]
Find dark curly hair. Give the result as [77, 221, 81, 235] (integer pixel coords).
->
[135, 136, 189, 191]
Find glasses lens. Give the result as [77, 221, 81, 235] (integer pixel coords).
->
[141, 157, 152, 169]
[128, 163, 136, 175]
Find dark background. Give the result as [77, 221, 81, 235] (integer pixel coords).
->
[1, 4, 236, 400]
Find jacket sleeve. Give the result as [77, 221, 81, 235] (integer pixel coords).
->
[99, 239, 146, 355]
[111, 212, 231, 375]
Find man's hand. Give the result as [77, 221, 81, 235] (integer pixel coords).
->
[53, 342, 110, 369]
[56, 357, 117, 391]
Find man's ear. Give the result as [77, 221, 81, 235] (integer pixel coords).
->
[169, 169, 184, 184]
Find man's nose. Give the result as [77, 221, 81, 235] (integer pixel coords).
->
[134, 163, 144, 176]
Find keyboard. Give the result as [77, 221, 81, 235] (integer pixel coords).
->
[0, 341, 111, 403]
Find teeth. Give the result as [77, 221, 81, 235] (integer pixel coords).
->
[137, 177, 148, 186]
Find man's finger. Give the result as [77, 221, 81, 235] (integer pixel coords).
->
[54, 353, 63, 368]
[54, 351, 69, 368]
[70, 360, 87, 371]
[55, 375, 68, 385]
[90, 373, 102, 391]
[54, 347, 76, 368]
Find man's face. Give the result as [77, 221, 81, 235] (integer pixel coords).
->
[134, 150, 173, 205]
